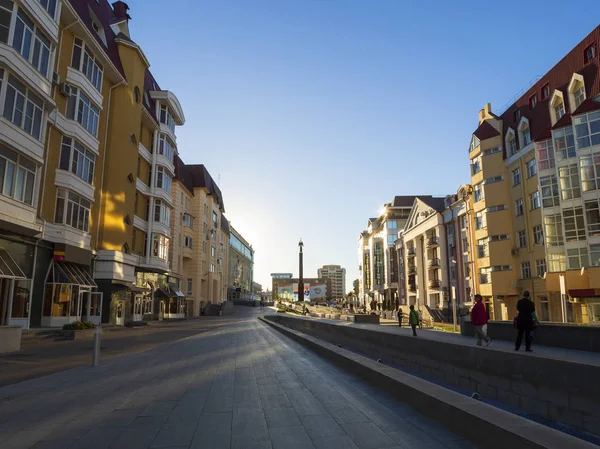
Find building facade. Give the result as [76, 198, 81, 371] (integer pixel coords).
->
[271, 272, 292, 301]
[226, 225, 254, 301]
[273, 277, 332, 303]
[317, 264, 346, 299]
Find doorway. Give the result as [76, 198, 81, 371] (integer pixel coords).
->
[116, 301, 125, 326]
[133, 295, 143, 322]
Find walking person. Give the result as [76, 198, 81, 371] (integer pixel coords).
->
[515, 291, 535, 352]
[398, 307, 403, 327]
[409, 305, 419, 336]
[418, 309, 423, 329]
[471, 294, 491, 346]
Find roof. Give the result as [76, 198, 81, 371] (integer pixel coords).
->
[420, 197, 447, 213]
[500, 25, 600, 147]
[221, 216, 230, 235]
[391, 195, 433, 208]
[473, 121, 500, 140]
[551, 113, 572, 130]
[572, 97, 600, 115]
[174, 156, 225, 211]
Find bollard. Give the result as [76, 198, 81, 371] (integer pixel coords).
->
[92, 326, 101, 367]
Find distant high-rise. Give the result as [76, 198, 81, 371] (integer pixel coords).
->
[318, 265, 346, 299]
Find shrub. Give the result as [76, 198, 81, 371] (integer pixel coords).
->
[277, 307, 287, 313]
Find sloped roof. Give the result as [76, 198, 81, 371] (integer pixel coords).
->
[392, 195, 433, 208]
[473, 121, 500, 140]
[174, 156, 225, 211]
[420, 196, 447, 213]
[221, 215, 230, 235]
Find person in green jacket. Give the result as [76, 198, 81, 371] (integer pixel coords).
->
[409, 305, 419, 336]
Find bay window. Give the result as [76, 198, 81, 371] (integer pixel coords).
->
[154, 200, 170, 226]
[585, 199, 600, 237]
[558, 164, 581, 200]
[70, 38, 104, 92]
[3, 74, 44, 140]
[567, 247, 589, 269]
[0, 1, 11, 44]
[38, 0, 57, 19]
[152, 234, 169, 260]
[544, 214, 564, 247]
[155, 166, 172, 192]
[0, 143, 36, 206]
[579, 152, 600, 192]
[540, 175, 559, 207]
[59, 136, 95, 184]
[591, 244, 600, 267]
[12, 8, 52, 77]
[54, 188, 91, 232]
[553, 127, 575, 160]
[574, 111, 600, 149]
[66, 87, 100, 137]
[548, 253, 566, 272]
[563, 206, 586, 242]
[158, 134, 175, 163]
[536, 140, 555, 170]
[160, 105, 175, 134]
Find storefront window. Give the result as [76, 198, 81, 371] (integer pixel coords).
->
[11, 279, 30, 318]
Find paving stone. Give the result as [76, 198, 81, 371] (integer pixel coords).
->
[341, 421, 396, 449]
[189, 412, 232, 449]
[299, 413, 346, 439]
[312, 435, 360, 449]
[268, 425, 315, 449]
[264, 407, 302, 428]
[324, 404, 369, 424]
[74, 426, 124, 449]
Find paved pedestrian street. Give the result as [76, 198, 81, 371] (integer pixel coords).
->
[0, 308, 478, 449]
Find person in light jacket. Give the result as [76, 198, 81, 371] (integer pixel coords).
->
[409, 305, 419, 336]
[471, 294, 491, 346]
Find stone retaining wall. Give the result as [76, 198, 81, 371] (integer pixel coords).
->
[265, 314, 600, 436]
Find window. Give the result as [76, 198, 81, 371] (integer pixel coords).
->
[580, 152, 600, 192]
[585, 199, 600, 236]
[482, 146, 502, 156]
[471, 156, 481, 175]
[211, 246, 215, 257]
[536, 140, 555, 170]
[475, 211, 486, 230]
[514, 109, 521, 122]
[212, 211, 218, 226]
[544, 215, 564, 247]
[563, 207, 586, 242]
[529, 94, 538, 109]
[210, 263, 215, 273]
[553, 127, 575, 160]
[479, 267, 490, 284]
[512, 168, 521, 186]
[66, 86, 100, 137]
[153, 200, 170, 226]
[152, 234, 170, 260]
[521, 262, 531, 279]
[158, 134, 175, 164]
[533, 225, 544, 245]
[184, 236, 193, 248]
[134, 87, 140, 104]
[591, 244, 600, 266]
[460, 215, 467, 229]
[489, 234, 510, 242]
[155, 166, 172, 192]
[584, 44, 596, 64]
[529, 191, 540, 210]
[70, 38, 103, 92]
[13, 9, 52, 77]
[548, 253, 566, 272]
[515, 199, 524, 217]
[507, 133, 517, 157]
[160, 105, 175, 134]
[183, 214, 194, 229]
[541, 84, 550, 100]
[54, 188, 90, 232]
[574, 111, 600, 149]
[526, 159, 537, 178]
[574, 85, 585, 110]
[518, 230, 527, 248]
[59, 136, 95, 184]
[187, 278, 192, 295]
[473, 183, 484, 202]
[558, 164, 581, 200]
[477, 238, 488, 258]
[3, 74, 44, 140]
[388, 220, 398, 229]
[202, 241, 206, 253]
[469, 135, 480, 153]
[567, 247, 589, 269]
[521, 124, 531, 147]
[540, 175, 559, 208]
[486, 205, 507, 213]
[387, 234, 396, 246]
[0, 144, 36, 205]
[462, 238, 468, 253]
[483, 176, 503, 184]
[0, 2, 11, 44]
[536, 259, 547, 277]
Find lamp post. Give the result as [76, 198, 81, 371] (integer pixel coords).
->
[298, 239, 304, 303]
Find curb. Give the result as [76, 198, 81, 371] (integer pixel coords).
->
[258, 316, 597, 449]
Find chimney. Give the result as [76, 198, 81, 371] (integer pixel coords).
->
[478, 103, 493, 123]
[112, 1, 131, 23]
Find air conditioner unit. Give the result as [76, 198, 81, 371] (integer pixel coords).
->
[52, 72, 60, 85]
[511, 248, 519, 255]
[59, 83, 72, 97]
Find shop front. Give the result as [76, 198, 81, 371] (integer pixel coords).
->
[155, 285, 186, 320]
[131, 285, 152, 322]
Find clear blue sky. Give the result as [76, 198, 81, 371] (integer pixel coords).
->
[129, 0, 600, 292]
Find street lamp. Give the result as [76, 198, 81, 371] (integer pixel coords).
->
[298, 239, 304, 303]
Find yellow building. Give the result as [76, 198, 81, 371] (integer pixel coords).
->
[469, 25, 600, 323]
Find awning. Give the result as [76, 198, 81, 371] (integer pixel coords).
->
[175, 290, 185, 297]
[47, 261, 97, 287]
[0, 248, 26, 279]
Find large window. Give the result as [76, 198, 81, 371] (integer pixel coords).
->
[479, 267, 490, 284]
[512, 168, 521, 186]
[66, 87, 100, 137]
[155, 166, 172, 192]
[475, 211, 486, 230]
[183, 214, 194, 229]
[152, 234, 169, 260]
[580, 152, 600, 192]
[526, 159, 537, 178]
[536, 140, 555, 170]
[154, 200, 170, 226]
[544, 214, 564, 247]
[533, 225, 544, 245]
[13, 9, 51, 77]
[548, 253, 566, 272]
[0, 2, 12, 44]
[536, 259, 547, 277]
[515, 198, 524, 217]
[0, 143, 36, 205]
[54, 188, 91, 232]
[471, 156, 481, 175]
[160, 105, 175, 134]
[553, 127, 575, 160]
[585, 199, 600, 237]
[591, 244, 600, 267]
[521, 262, 531, 279]
[38, 0, 57, 18]
[3, 74, 44, 140]
[529, 191, 540, 210]
[158, 134, 175, 164]
[540, 175, 559, 208]
[558, 164, 581, 200]
[567, 247, 589, 269]
[563, 207, 586, 242]
[70, 38, 103, 92]
[518, 230, 527, 248]
[477, 238, 488, 258]
[574, 111, 600, 149]
[473, 183, 483, 202]
[59, 136, 95, 184]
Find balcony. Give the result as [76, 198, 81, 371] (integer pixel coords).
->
[407, 247, 416, 257]
[183, 246, 193, 260]
[428, 279, 441, 289]
[407, 265, 416, 275]
[426, 236, 439, 248]
[428, 258, 440, 269]
[408, 283, 417, 293]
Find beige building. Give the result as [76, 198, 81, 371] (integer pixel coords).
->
[227, 225, 254, 301]
[317, 265, 346, 299]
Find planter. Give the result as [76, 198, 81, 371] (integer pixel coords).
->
[62, 328, 98, 340]
[0, 326, 23, 353]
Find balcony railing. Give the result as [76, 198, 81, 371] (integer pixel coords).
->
[428, 258, 440, 269]
[407, 265, 416, 275]
[408, 283, 417, 293]
[426, 236, 439, 248]
[428, 279, 441, 289]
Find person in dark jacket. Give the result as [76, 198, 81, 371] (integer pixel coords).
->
[515, 291, 535, 352]
[397, 307, 403, 327]
[471, 294, 491, 346]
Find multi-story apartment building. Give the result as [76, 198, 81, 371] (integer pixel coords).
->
[172, 158, 229, 316]
[226, 225, 254, 301]
[357, 196, 425, 310]
[271, 272, 292, 301]
[469, 25, 600, 323]
[317, 264, 346, 299]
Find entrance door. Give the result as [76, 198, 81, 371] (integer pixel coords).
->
[81, 291, 90, 322]
[116, 301, 124, 326]
[0, 279, 10, 326]
[87, 292, 103, 326]
[133, 295, 143, 322]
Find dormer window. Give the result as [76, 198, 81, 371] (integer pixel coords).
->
[555, 103, 565, 120]
[529, 94, 538, 109]
[469, 135, 480, 153]
[514, 109, 521, 122]
[584, 43, 596, 64]
[549, 89, 566, 126]
[506, 130, 517, 157]
[568, 73, 586, 112]
[574, 85, 585, 109]
[518, 118, 531, 148]
[541, 84, 550, 100]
